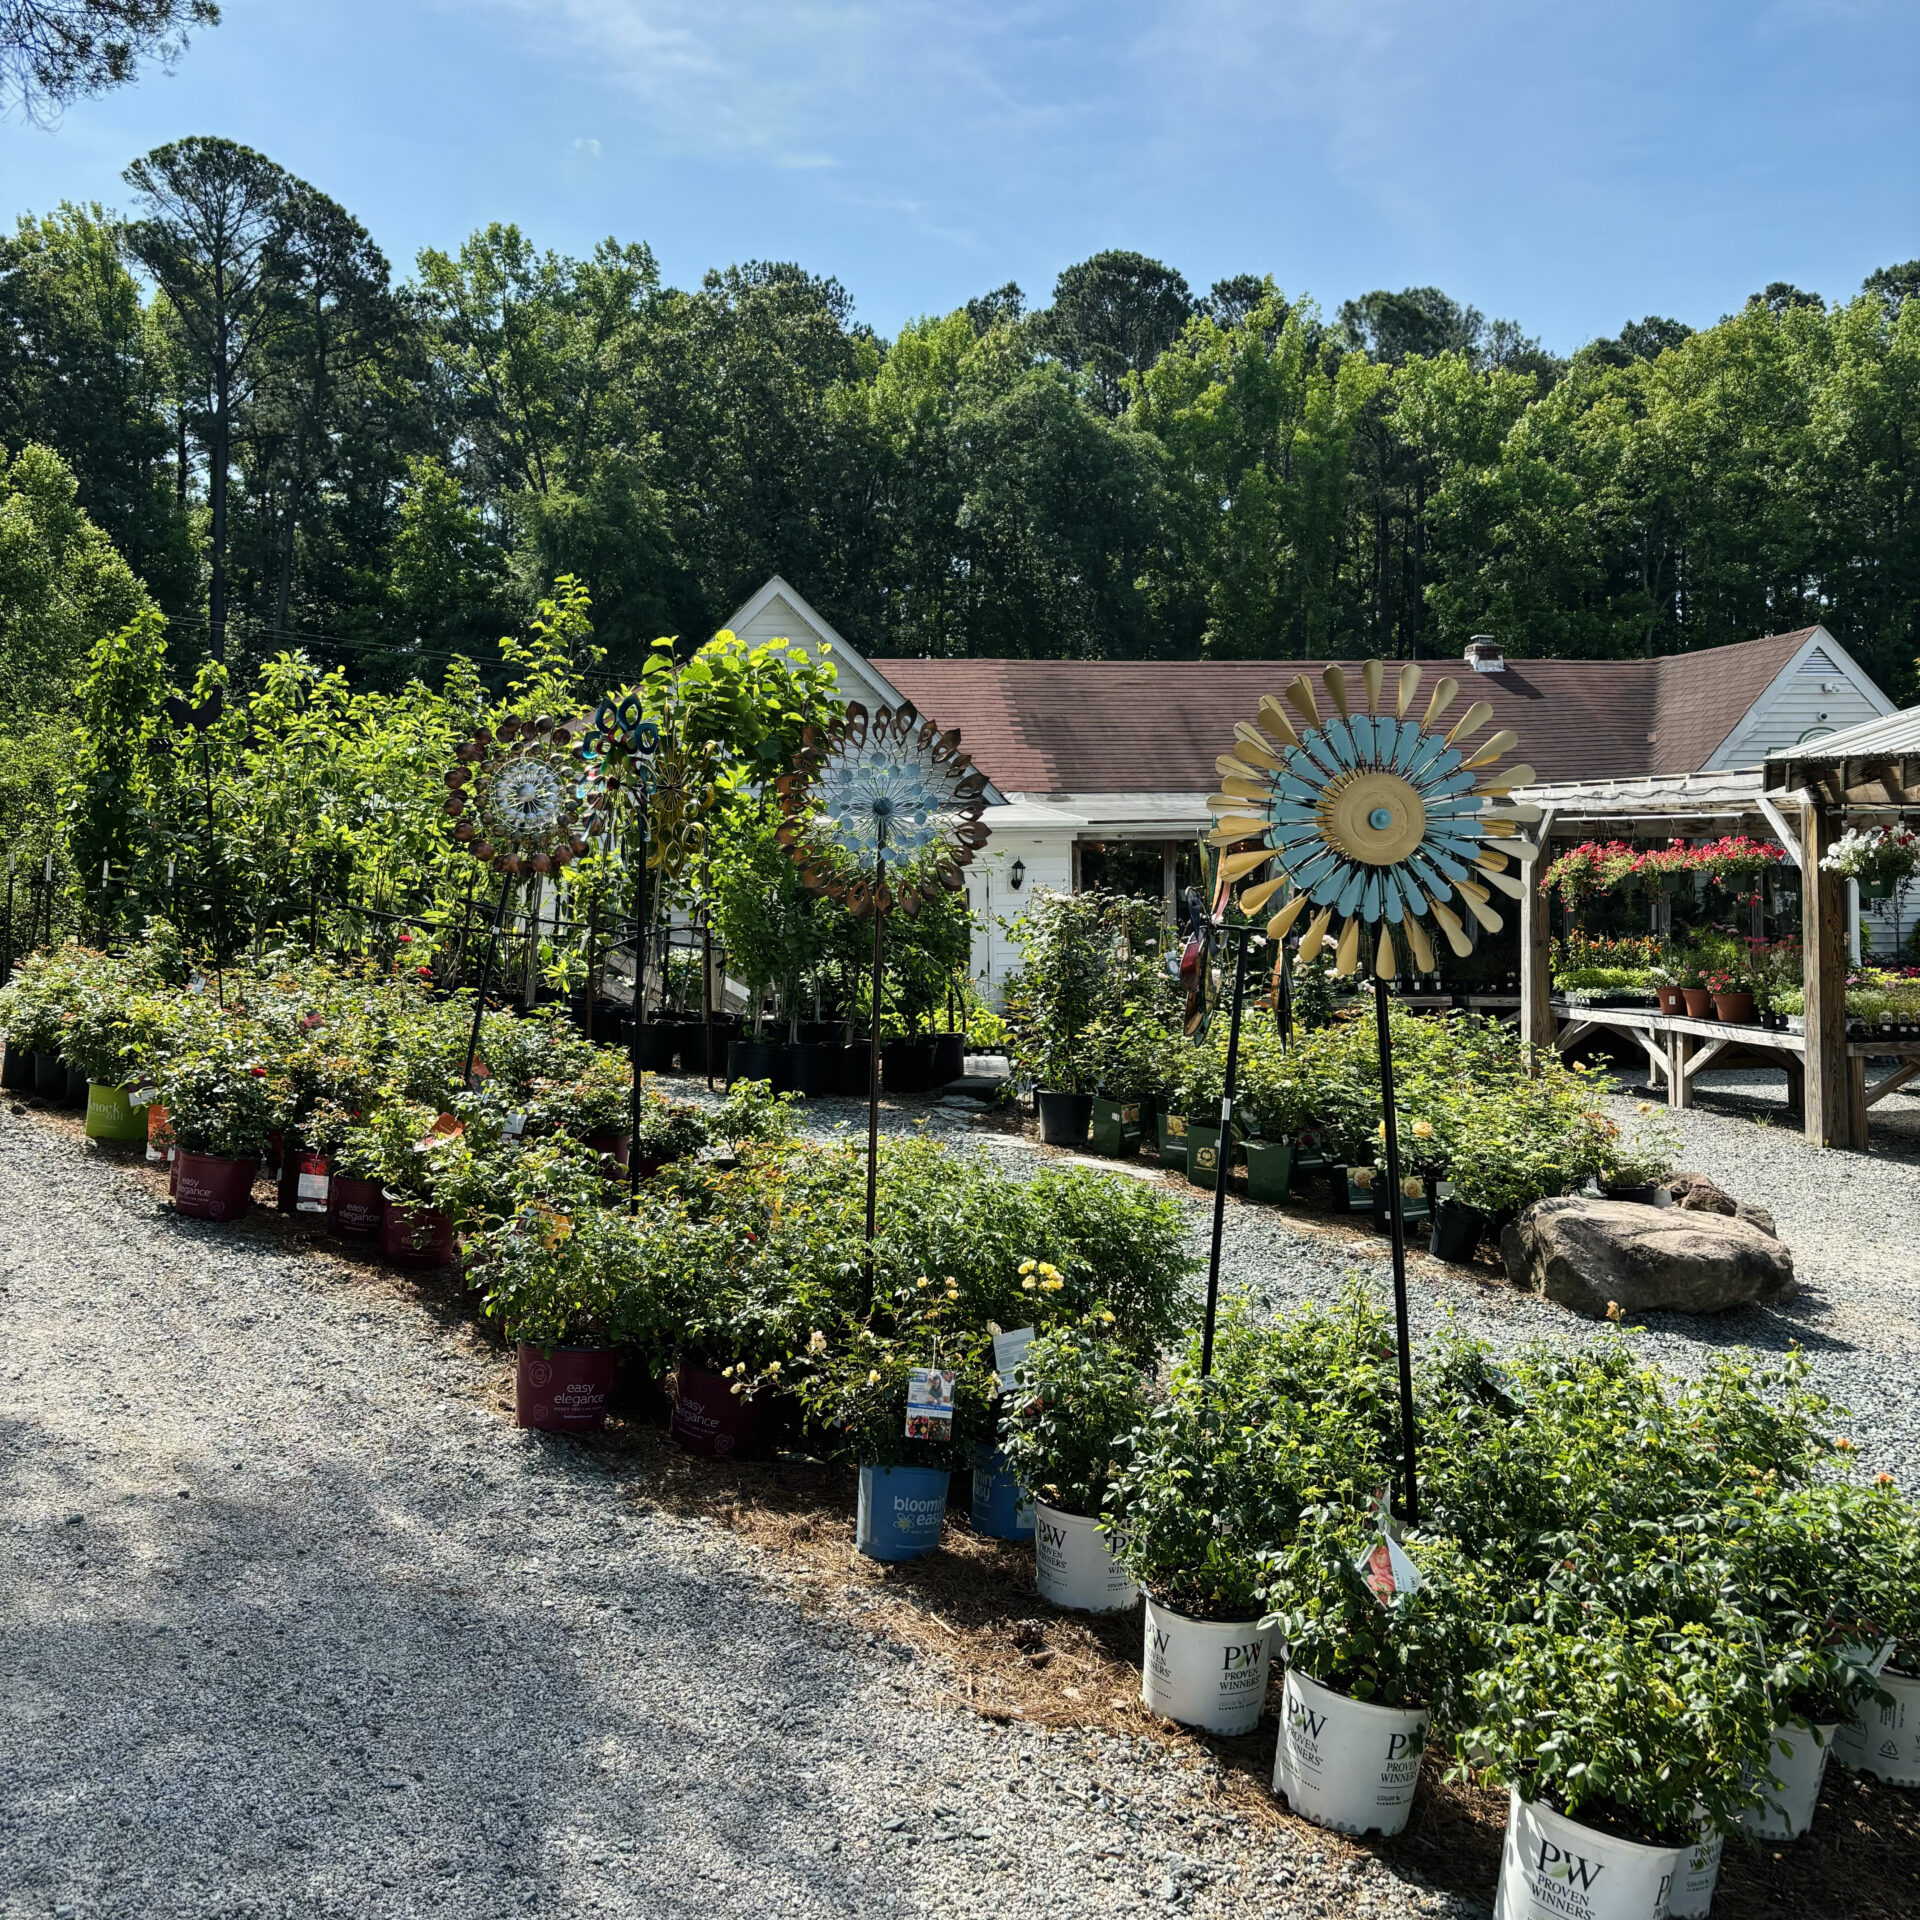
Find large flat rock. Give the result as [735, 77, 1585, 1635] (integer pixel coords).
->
[1500, 1195, 1796, 1317]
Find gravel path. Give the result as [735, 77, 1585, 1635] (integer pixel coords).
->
[0, 1109, 1468, 1920]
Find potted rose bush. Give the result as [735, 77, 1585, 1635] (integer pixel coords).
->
[155, 1021, 291, 1221]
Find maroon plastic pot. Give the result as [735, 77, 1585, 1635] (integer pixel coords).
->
[515, 1344, 617, 1433]
[380, 1193, 455, 1268]
[328, 1174, 385, 1241]
[584, 1128, 631, 1167]
[669, 1361, 758, 1458]
[172, 1151, 260, 1222]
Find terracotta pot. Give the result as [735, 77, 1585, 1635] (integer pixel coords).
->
[669, 1361, 757, 1458]
[172, 1151, 260, 1222]
[1654, 986, 1685, 1015]
[1712, 991, 1757, 1024]
[515, 1343, 616, 1433]
[380, 1193, 455, 1268]
[327, 1173, 384, 1241]
[1680, 988, 1714, 1017]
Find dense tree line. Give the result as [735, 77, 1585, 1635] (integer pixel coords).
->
[3, 136, 1917, 697]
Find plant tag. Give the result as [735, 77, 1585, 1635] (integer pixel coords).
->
[993, 1325, 1035, 1391]
[187, 972, 207, 995]
[1357, 1534, 1423, 1607]
[128, 1083, 157, 1107]
[905, 1368, 955, 1440]
[505, 1111, 527, 1137]
[295, 1152, 330, 1211]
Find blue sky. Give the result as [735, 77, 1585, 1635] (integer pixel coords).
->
[5, 0, 1917, 350]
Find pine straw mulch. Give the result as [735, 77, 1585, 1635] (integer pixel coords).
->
[29, 1103, 1920, 1917]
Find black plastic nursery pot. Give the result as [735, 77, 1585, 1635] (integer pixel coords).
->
[1323, 1163, 1361, 1213]
[790, 1042, 838, 1098]
[1035, 1089, 1093, 1147]
[727, 1037, 782, 1088]
[626, 1021, 679, 1073]
[834, 1040, 873, 1096]
[931, 1031, 966, 1086]
[1599, 1182, 1660, 1204]
[674, 1022, 712, 1073]
[1088, 1097, 1142, 1158]
[0, 1043, 33, 1092]
[1369, 1175, 1431, 1235]
[30, 1051, 65, 1101]
[1428, 1196, 1486, 1264]
[882, 1039, 938, 1094]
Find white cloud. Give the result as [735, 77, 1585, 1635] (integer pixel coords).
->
[573, 136, 602, 155]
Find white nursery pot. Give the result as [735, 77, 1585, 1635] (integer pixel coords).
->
[1033, 1502, 1137, 1613]
[1666, 1823, 1723, 1919]
[1140, 1599, 1269, 1735]
[1836, 1668, 1920, 1786]
[1495, 1789, 1683, 1920]
[1271, 1668, 1427, 1837]
[1740, 1720, 1837, 1840]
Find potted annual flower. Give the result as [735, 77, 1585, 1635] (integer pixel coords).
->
[1820, 824, 1920, 902]
[1676, 956, 1715, 1019]
[1260, 1506, 1488, 1837]
[155, 1026, 290, 1221]
[1705, 960, 1758, 1025]
[997, 1314, 1150, 1611]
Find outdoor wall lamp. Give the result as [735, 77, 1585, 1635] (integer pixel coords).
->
[1009, 859, 1025, 890]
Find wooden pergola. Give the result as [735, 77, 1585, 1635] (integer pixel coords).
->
[1513, 708, 1920, 1150]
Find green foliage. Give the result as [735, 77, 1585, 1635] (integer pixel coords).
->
[996, 1316, 1151, 1519]
[153, 1008, 290, 1158]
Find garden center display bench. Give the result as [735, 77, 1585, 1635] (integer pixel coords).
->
[1547, 999, 1920, 1133]
[1516, 712, 1920, 1150]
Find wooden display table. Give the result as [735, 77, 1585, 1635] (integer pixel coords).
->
[1548, 1000, 1920, 1137]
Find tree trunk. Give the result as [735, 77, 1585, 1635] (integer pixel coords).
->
[211, 360, 230, 662]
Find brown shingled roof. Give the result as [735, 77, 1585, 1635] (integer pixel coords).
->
[868, 638, 1812, 797]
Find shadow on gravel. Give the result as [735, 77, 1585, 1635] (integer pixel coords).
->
[0, 1404, 908, 1920]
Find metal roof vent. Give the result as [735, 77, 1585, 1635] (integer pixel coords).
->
[1464, 635, 1505, 672]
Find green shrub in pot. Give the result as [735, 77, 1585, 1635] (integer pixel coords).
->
[630, 1091, 710, 1165]
[1258, 1504, 1492, 1720]
[997, 1316, 1151, 1520]
[1442, 1077, 1603, 1217]
[1234, 1027, 1312, 1145]
[0, 947, 74, 1057]
[1458, 1597, 1777, 1847]
[337, 1094, 482, 1214]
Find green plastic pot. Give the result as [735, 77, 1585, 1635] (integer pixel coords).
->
[1089, 1096, 1143, 1159]
[85, 1082, 147, 1143]
[1186, 1122, 1235, 1190]
[1156, 1109, 1189, 1171]
[1243, 1137, 1294, 1204]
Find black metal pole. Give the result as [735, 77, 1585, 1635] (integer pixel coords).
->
[1199, 925, 1249, 1379]
[198, 735, 223, 1007]
[1374, 970, 1421, 1525]
[865, 833, 888, 1261]
[460, 877, 515, 1087]
[701, 854, 716, 1093]
[628, 827, 650, 1207]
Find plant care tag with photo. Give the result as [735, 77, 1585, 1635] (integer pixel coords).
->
[993, 1326, 1035, 1392]
[505, 1111, 527, 1138]
[905, 1368, 955, 1440]
[295, 1152, 330, 1212]
[1357, 1533, 1424, 1608]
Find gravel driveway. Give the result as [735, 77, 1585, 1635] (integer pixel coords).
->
[0, 1109, 1467, 1920]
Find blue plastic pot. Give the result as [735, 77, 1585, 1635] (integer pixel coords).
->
[969, 1449, 1035, 1541]
[855, 1462, 951, 1562]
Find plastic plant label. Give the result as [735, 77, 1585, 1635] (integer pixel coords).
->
[905, 1368, 955, 1439]
[1357, 1534, 1424, 1608]
[993, 1326, 1035, 1391]
[295, 1153, 330, 1211]
[505, 1111, 527, 1137]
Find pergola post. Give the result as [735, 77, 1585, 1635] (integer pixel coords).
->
[1800, 802, 1855, 1149]
[1519, 811, 1558, 1065]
